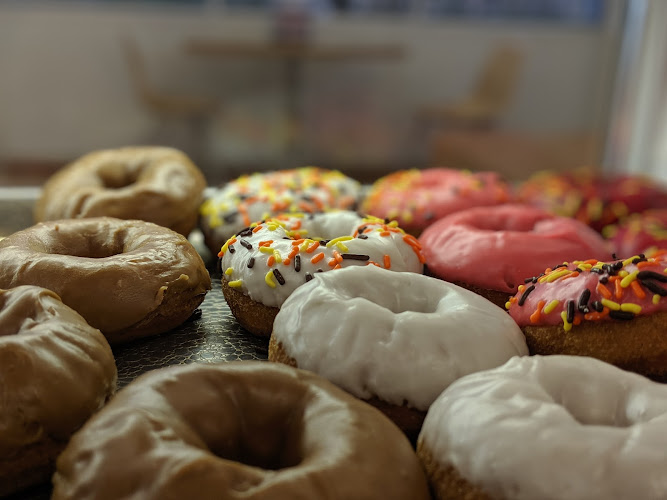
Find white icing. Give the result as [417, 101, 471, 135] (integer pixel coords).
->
[272, 265, 528, 410]
[200, 168, 361, 251]
[419, 355, 667, 500]
[220, 212, 424, 308]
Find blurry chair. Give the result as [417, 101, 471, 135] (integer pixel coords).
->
[417, 44, 523, 129]
[121, 36, 222, 165]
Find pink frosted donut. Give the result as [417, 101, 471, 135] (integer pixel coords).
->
[419, 204, 613, 306]
[361, 168, 512, 235]
[604, 209, 667, 259]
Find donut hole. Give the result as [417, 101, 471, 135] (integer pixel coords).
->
[38, 228, 126, 259]
[338, 279, 441, 315]
[97, 163, 140, 189]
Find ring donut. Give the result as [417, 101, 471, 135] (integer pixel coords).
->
[361, 168, 512, 235]
[0, 285, 117, 496]
[35, 146, 207, 236]
[219, 211, 425, 336]
[506, 251, 667, 380]
[269, 265, 528, 441]
[200, 167, 361, 255]
[52, 362, 430, 500]
[419, 204, 612, 307]
[417, 355, 667, 500]
[603, 209, 667, 259]
[0, 217, 211, 344]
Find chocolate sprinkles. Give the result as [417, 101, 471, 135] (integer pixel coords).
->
[272, 269, 285, 285]
[240, 239, 253, 250]
[247, 257, 255, 268]
[357, 234, 369, 240]
[566, 300, 575, 324]
[637, 270, 667, 283]
[577, 288, 591, 313]
[305, 272, 313, 282]
[641, 280, 667, 296]
[518, 284, 535, 306]
[237, 227, 253, 237]
[609, 310, 635, 320]
[228, 245, 236, 254]
[294, 255, 301, 272]
[341, 253, 370, 261]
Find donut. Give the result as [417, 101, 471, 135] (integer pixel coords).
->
[0, 217, 211, 344]
[361, 168, 512, 235]
[269, 265, 528, 441]
[34, 146, 207, 236]
[0, 285, 117, 497]
[517, 169, 667, 232]
[603, 209, 667, 259]
[199, 167, 361, 255]
[52, 361, 430, 500]
[417, 355, 667, 500]
[505, 251, 667, 380]
[419, 204, 612, 307]
[219, 211, 425, 337]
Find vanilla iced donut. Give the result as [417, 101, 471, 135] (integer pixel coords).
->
[270, 265, 528, 439]
[417, 355, 667, 500]
[219, 211, 425, 336]
[200, 167, 361, 255]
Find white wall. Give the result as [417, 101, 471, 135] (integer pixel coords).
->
[0, 2, 622, 170]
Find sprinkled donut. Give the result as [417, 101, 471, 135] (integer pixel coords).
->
[1, 286, 117, 496]
[199, 167, 361, 255]
[603, 209, 667, 259]
[35, 146, 207, 236]
[417, 355, 667, 500]
[269, 265, 528, 441]
[361, 168, 512, 235]
[419, 204, 612, 307]
[517, 169, 667, 232]
[506, 251, 667, 380]
[53, 362, 431, 500]
[219, 211, 425, 336]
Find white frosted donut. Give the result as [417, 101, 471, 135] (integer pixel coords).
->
[418, 355, 667, 500]
[199, 167, 361, 254]
[220, 211, 425, 309]
[269, 265, 528, 437]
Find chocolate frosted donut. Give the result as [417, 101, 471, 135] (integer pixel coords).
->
[34, 146, 207, 236]
[0, 285, 117, 497]
[0, 217, 211, 344]
[52, 362, 430, 500]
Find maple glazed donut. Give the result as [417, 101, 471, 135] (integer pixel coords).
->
[52, 361, 430, 500]
[506, 251, 667, 380]
[361, 168, 512, 235]
[199, 167, 361, 255]
[517, 169, 667, 232]
[603, 209, 667, 259]
[34, 146, 207, 236]
[269, 265, 528, 440]
[0, 217, 211, 344]
[417, 355, 667, 500]
[0, 286, 117, 497]
[219, 211, 425, 337]
[419, 204, 612, 307]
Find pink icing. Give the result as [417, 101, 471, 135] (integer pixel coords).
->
[361, 168, 512, 233]
[419, 204, 613, 293]
[507, 253, 667, 327]
[606, 209, 667, 259]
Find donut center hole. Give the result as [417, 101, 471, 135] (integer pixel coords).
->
[352, 286, 440, 314]
[97, 163, 139, 189]
[42, 231, 126, 258]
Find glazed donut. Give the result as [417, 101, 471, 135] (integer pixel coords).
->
[0, 217, 211, 344]
[269, 265, 528, 441]
[419, 204, 612, 307]
[52, 361, 430, 500]
[517, 169, 667, 232]
[417, 355, 667, 500]
[219, 211, 425, 337]
[603, 209, 667, 259]
[200, 167, 361, 255]
[361, 168, 512, 235]
[506, 252, 667, 380]
[0, 285, 117, 497]
[34, 146, 207, 236]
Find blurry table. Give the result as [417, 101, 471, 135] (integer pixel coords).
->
[184, 39, 406, 158]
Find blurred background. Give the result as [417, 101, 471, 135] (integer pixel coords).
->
[0, 0, 665, 186]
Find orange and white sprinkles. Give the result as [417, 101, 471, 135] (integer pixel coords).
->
[218, 211, 425, 308]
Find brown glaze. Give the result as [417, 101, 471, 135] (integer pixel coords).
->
[222, 278, 278, 337]
[52, 362, 430, 500]
[522, 311, 667, 381]
[268, 337, 427, 443]
[0, 217, 211, 343]
[0, 286, 117, 497]
[34, 146, 206, 236]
